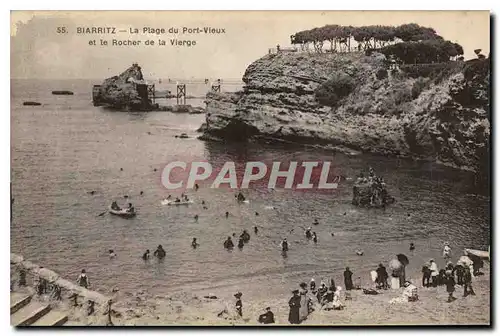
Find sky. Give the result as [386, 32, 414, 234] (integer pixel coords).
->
[10, 11, 490, 80]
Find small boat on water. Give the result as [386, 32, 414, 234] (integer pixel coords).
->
[52, 90, 74, 95]
[161, 199, 194, 206]
[108, 206, 136, 218]
[23, 101, 41, 106]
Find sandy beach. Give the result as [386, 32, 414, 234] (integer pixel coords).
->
[55, 261, 489, 326]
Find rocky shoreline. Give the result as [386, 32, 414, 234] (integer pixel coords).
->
[201, 52, 490, 174]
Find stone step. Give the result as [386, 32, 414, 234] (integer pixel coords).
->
[11, 301, 51, 326]
[10, 293, 32, 314]
[31, 311, 68, 326]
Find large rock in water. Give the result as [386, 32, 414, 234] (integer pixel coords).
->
[202, 52, 490, 174]
[93, 63, 153, 111]
[352, 180, 395, 208]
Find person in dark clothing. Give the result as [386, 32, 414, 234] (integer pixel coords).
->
[422, 264, 431, 287]
[376, 264, 389, 289]
[438, 269, 446, 286]
[312, 232, 318, 244]
[225, 211, 229, 218]
[463, 268, 476, 297]
[236, 192, 246, 202]
[329, 278, 336, 291]
[76, 269, 89, 289]
[237, 238, 245, 249]
[258, 307, 275, 324]
[224, 236, 234, 249]
[191, 238, 199, 249]
[317, 282, 327, 303]
[288, 290, 301, 324]
[240, 230, 250, 242]
[472, 258, 484, 276]
[454, 264, 465, 285]
[344, 267, 354, 291]
[280, 238, 289, 252]
[234, 292, 243, 317]
[142, 249, 150, 261]
[254, 226, 259, 234]
[445, 270, 456, 302]
[153, 245, 166, 259]
[409, 243, 415, 251]
[305, 227, 312, 239]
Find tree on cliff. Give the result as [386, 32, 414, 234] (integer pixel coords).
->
[291, 23, 443, 53]
[315, 72, 356, 107]
[378, 39, 464, 64]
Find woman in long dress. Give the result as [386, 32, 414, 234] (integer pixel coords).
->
[298, 283, 310, 322]
[288, 290, 301, 324]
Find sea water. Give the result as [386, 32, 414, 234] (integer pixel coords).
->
[10, 79, 489, 302]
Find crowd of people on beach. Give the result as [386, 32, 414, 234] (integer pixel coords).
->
[67, 169, 488, 325]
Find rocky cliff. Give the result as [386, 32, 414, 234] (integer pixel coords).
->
[202, 52, 490, 173]
[94, 63, 153, 111]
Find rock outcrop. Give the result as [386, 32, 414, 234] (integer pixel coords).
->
[202, 52, 490, 173]
[93, 63, 154, 111]
[352, 179, 395, 208]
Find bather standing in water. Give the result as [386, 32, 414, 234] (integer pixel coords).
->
[191, 238, 199, 249]
[237, 237, 245, 249]
[142, 249, 150, 261]
[224, 236, 234, 249]
[280, 238, 289, 252]
[154, 245, 166, 259]
[305, 227, 312, 239]
[77, 269, 90, 289]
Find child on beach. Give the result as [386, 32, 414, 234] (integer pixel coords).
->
[234, 292, 243, 317]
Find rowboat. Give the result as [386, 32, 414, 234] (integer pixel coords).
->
[109, 206, 136, 218]
[161, 199, 194, 206]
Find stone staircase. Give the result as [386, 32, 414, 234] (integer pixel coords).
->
[10, 292, 68, 327]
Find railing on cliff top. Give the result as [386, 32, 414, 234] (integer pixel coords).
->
[10, 253, 117, 325]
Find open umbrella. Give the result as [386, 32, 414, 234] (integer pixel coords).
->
[396, 254, 409, 266]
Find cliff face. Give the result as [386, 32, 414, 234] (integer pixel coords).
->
[94, 63, 152, 111]
[203, 52, 490, 173]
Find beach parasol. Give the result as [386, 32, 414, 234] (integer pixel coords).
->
[396, 254, 409, 266]
[389, 259, 402, 270]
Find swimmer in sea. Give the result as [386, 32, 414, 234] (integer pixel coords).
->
[194, 214, 199, 221]
[225, 211, 229, 218]
[313, 218, 319, 225]
[192, 238, 199, 249]
[254, 226, 259, 234]
[142, 249, 150, 261]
